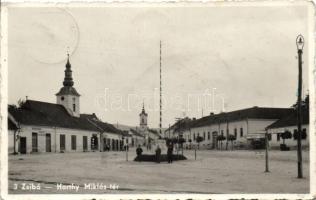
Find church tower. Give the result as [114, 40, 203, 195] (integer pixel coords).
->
[56, 54, 80, 117]
[139, 102, 148, 132]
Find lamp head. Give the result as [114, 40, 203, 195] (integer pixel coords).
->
[296, 35, 304, 51]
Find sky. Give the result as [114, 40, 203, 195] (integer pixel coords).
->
[7, 3, 311, 128]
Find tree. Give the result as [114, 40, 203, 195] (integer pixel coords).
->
[227, 134, 237, 150]
[292, 94, 309, 110]
[188, 139, 192, 149]
[17, 99, 25, 108]
[196, 136, 204, 149]
[281, 130, 292, 145]
[217, 135, 226, 150]
[293, 129, 307, 140]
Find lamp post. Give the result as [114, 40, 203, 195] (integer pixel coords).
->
[296, 35, 304, 178]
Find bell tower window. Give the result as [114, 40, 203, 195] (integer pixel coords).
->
[61, 96, 64, 101]
[73, 104, 76, 112]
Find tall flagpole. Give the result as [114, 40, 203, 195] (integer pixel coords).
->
[159, 41, 162, 137]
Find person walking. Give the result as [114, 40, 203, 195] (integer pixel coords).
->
[155, 145, 161, 163]
[167, 143, 173, 164]
[136, 145, 143, 162]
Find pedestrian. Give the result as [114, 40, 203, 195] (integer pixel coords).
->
[136, 145, 143, 162]
[167, 143, 173, 164]
[155, 145, 161, 163]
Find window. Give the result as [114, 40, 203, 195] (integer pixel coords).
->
[207, 132, 210, 140]
[83, 136, 88, 151]
[193, 133, 196, 140]
[234, 128, 237, 138]
[221, 130, 224, 136]
[226, 128, 229, 136]
[61, 96, 64, 101]
[46, 133, 51, 152]
[73, 104, 76, 112]
[203, 132, 205, 140]
[240, 128, 243, 137]
[71, 135, 76, 150]
[277, 133, 280, 141]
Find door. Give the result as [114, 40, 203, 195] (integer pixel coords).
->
[46, 133, 51, 152]
[60, 134, 65, 151]
[20, 137, 27, 154]
[32, 132, 38, 152]
[83, 136, 88, 151]
[71, 135, 76, 150]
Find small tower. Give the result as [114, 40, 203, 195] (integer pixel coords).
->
[56, 53, 80, 117]
[139, 102, 148, 132]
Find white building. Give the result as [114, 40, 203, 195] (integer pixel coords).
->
[8, 55, 124, 154]
[168, 107, 293, 150]
[266, 108, 309, 149]
[137, 103, 160, 148]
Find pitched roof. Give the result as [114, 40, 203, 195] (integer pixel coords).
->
[148, 129, 162, 137]
[130, 129, 145, 138]
[56, 86, 80, 96]
[80, 114, 122, 135]
[172, 107, 293, 129]
[266, 108, 309, 129]
[8, 100, 119, 133]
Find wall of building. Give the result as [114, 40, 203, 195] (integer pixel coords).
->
[56, 94, 80, 117]
[180, 118, 280, 150]
[101, 132, 123, 151]
[8, 130, 15, 153]
[10, 125, 100, 154]
[267, 125, 309, 148]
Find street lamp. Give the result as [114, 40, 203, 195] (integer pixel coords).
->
[296, 34, 304, 178]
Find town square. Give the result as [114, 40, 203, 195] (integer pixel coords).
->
[2, 1, 314, 198]
[8, 149, 309, 194]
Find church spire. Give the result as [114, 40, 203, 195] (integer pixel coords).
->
[142, 100, 145, 113]
[63, 53, 74, 87]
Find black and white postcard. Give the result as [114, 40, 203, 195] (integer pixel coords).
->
[0, 1, 315, 200]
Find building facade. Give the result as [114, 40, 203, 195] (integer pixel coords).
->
[267, 108, 309, 149]
[167, 107, 293, 150]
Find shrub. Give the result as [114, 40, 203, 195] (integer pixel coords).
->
[281, 131, 292, 145]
